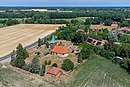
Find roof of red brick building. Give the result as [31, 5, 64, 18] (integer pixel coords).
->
[47, 67, 61, 76]
[51, 46, 69, 54]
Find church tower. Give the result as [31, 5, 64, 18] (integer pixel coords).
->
[50, 35, 57, 49]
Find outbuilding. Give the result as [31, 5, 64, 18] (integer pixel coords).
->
[47, 67, 61, 76]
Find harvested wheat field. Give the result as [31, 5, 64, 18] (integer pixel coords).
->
[90, 25, 116, 31]
[0, 24, 65, 58]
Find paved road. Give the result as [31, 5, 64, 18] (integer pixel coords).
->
[0, 41, 38, 63]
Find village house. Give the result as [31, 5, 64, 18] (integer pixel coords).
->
[86, 37, 106, 46]
[112, 28, 130, 35]
[111, 22, 119, 29]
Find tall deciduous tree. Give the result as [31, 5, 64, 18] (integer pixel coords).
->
[30, 56, 40, 73]
[62, 59, 74, 71]
[14, 54, 25, 68]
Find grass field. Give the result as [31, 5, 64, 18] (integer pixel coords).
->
[0, 18, 22, 20]
[0, 24, 65, 58]
[0, 64, 56, 87]
[60, 54, 130, 87]
[90, 25, 116, 31]
[0, 24, 5, 28]
[54, 17, 91, 22]
[1, 54, 130, 87]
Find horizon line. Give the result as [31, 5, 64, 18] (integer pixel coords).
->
[0, 5, 130, 7]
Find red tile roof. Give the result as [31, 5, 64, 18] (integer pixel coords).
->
[51, 46, 69, 54]
[47, 67, 61, 76]
[122, 28, 130, 31]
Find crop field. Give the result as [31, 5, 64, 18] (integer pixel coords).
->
[0, 24, 65, 58]
[60, 54, 130, 87]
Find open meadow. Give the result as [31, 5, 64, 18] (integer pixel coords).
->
[1, 54, 130, 87]
[60, 54, 130, 87]
[90, 25, 116, 31]
[0, 64, 56, 87]
[54, 17, 91, 22]
[0, 24, 65, 58]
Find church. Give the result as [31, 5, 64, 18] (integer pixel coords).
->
[50, 35, 69, 57]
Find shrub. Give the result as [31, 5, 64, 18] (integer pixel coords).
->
[22, 64, 30, 71]
[42, 64, 46, 73]
[62, 59, 74, 71]
[44, 51, 50, 56]
[44, 60, 48, 65]
[77, 57, 83, 63]
[45, 42, 50, 48]
[35, 52, 41, 56]
[48, 60, 51, 65]
[52, 63, 58, 67]
[39, 69, 45, 76]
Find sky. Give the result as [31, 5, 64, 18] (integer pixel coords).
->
[0, 0, 130, 6]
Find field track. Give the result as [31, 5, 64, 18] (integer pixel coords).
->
[0, 24, 65, 58]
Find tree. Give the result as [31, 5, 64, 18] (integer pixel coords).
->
[72, 32, 85, 43]
[10, 50, 16, 66]
[16, 43, 29, 59]
[42, 64, 46, 71]
[85, 18, 93, 25]
[79, 43, 94, 60]
[71, 20, 78, 25]
[44, 60, 48, 65]
[30, 56, 40, 73]
[119, 34, 130, 43]
[77, 56, 83, 63]
[14, 54, 25, 68]
[45, 42, 49, 48]
[10, 44, 28, 68]
[38, 38, 42, 47]
[41, 39, 44, 45]
[62, 59, 74, 71]
[23, 49, 29, 58]
[48, 60, 51, 65]
[121, 21, 129, 27]
[6, 19, 20, 26]
[52, 63, 58, 67]
[114, 44, 122, 56]
[108, 31, 118, 42]
[104, 19, 112, 26]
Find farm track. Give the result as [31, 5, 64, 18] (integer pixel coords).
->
[0, 24, 65, 58]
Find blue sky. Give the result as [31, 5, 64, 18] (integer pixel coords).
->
[0, 0, 130, 6]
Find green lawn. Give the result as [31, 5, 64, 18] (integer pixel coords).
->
[60, 54, 130, 87]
